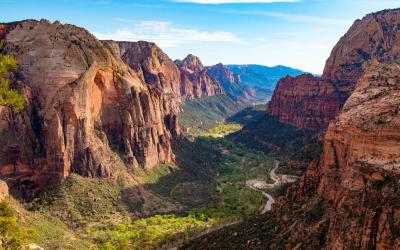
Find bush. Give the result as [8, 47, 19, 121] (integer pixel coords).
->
[0, 41, 25, 112]
[0, 200, 37, 249]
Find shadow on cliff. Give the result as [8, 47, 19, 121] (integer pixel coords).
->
[227, 107, 322, 169]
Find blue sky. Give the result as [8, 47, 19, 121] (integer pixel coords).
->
[1, 0, 399, 73]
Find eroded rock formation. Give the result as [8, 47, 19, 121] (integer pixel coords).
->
[113, 41, 182, 97]
[0, 20, 180, 194]
[182, 60, 400, 250]
[175, 54, 225, 99]
[269, 9, 400, 131]
[269, 74, 342, 131]
[282, 60, 400, 249]
[207, 63, 254, 103]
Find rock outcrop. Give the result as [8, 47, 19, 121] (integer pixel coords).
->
[0, 20, 180, 195]
[283, 60, 400, 249]
[269, 74, 342, 131]
[207, 63, 254, 103]
[183, 60, 400, 250]
[175, 54, 225, 99]
[113, 41, 182, 97]
[269, 9, 400, 131]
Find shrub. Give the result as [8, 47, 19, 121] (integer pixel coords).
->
[0, 200, 37, 249]
[0, 41, 25, 112]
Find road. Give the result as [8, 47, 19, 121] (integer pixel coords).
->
[246, 160, 280, 214]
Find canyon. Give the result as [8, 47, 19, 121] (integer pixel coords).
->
[0, 7, 399, 250]
[183, 8, 400, 250]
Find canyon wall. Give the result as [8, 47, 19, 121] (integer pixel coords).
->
[282, 60, 400, 249]
[269, 9, 400, 131]
[0, 20, 180, 194]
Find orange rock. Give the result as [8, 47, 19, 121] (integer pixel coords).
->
[175, 54, 225, 99]
[0, 20, 180, 196]
[269, 9, 400, 131]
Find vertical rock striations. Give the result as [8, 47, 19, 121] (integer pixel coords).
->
[113, 41, 182, 97]
[182, 60, 400, 250]
[269, 74, 342, 131]
[0, 20, 179, 194]
[283, 60, 400, 249]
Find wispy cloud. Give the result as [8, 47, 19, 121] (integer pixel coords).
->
[224, 10, 352, 25]
[173, 0, 300, 3]
[94, 20, 241, 47]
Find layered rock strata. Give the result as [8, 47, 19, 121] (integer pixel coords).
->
[0, 20, 180, 194]
[269, 9, 400, 131]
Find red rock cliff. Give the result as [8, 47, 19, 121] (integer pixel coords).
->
[175, 54, 225, 99]
[279, 60, 400, 249]
[0, 20, 180, 195]
[269, 9, 400, 131]
[113, 41, 182, 97]
[269, 74, 342, 130]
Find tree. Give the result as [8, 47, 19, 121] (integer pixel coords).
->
[0, 200, 37, 250]
[0, 40, 24, 112]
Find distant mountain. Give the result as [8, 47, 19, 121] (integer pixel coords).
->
[226, 64, 307, 96]
[207, 63, 256, 104]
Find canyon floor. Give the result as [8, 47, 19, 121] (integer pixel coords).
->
[8, 103, 310, 250]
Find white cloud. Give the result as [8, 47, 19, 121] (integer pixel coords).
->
[173, 0, 300, 3]
[94, 20, 241, 47]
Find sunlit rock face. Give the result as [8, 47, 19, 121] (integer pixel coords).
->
[280, 61, 400, 249]
[175, 54, 225, 99]
[269, 9, 400, 131]
[0, 20, 180, 195]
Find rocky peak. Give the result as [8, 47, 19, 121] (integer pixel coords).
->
[113, 41, 182, 96]
[268, 8, 400, 131]
[177, 54, 205, 73]
[175, 54, 225, 99]
[207, 63, 254, 103]
[269, 74, 342, 130]
[207, 63, 238, 85]
[322, 8, 400, 90]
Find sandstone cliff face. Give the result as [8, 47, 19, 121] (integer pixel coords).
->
[282, 61, 400, 249]
[184, 61, 400, 250]
[0, 20, 179, 194]
[113, 41, 182, 97]
[175, 54, 225, 99]
[207, 63, 254, 103]
[269, 74, 342, 130]
[323, 9, 400, 89]
[269, 9, 400, 131]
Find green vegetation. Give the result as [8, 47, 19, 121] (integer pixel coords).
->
[179, 95, 248, 133]
[85, 121, 276, 249]
[200, 123, 242, 138]
[0, 41, 24, 112]
[20, 102, 319, 249]
[29, 174, 127, 230]
[88, 214, 217, 250]
[228, 107, 321, 163]
[0, 200, 37, 250]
